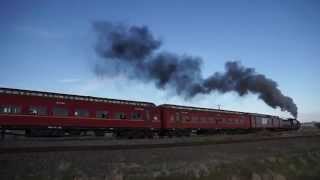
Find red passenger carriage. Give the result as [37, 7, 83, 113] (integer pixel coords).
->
[159, 104, 251, 136]
[0, 88, 160, 137]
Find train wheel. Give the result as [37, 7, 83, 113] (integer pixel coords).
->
[68, 130, 82, 136]
[175, 131, 182, 137]
[184, 130, 191, 137]
[25, 129, 31, 137]
[146, 130, 154, 139]
[50, 129, 65, 137]
[94, 130, 105, 137]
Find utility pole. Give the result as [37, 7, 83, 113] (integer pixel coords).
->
[217, 104, 221, 110]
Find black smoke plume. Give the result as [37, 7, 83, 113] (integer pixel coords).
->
[93, 21, 298, 118]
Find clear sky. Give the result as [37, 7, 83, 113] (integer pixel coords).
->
[1, 0, 319, 122]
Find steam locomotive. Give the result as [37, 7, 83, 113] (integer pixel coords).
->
[0, 87, 300, 138]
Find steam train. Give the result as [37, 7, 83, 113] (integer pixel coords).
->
[0, 87, 300, 138]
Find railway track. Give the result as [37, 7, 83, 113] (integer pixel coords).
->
[1, 133, 319, 154]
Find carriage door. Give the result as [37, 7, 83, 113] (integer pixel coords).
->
[175, 112, 182, 127]
[145, 110, 151, 125]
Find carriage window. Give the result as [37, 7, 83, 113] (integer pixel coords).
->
[29, 106, 47, 115]
[182, 115, 190, 122]
[131, 112, 142, 120]
[208, 117, 214, 122]
[200, 117, 206, 122]
[0, 105, 21, 114]
[96, 110, 108, 119]
[115, 112, 127, 119]
[0, 106, 8, 113]
[74, 109, 89, 117]
[216, 119, 223, 123]
[192, 116, 199, 121]
[170, 115, 175, 122]
[52, 107, 68, 116]
[175, 112, 180, 121]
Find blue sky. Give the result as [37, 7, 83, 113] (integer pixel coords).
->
[1, 0, 319, 122]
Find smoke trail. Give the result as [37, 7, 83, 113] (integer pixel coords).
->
[93, 21, 298, 118]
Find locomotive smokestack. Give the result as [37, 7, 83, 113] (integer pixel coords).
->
[93, 21, 298, 118]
